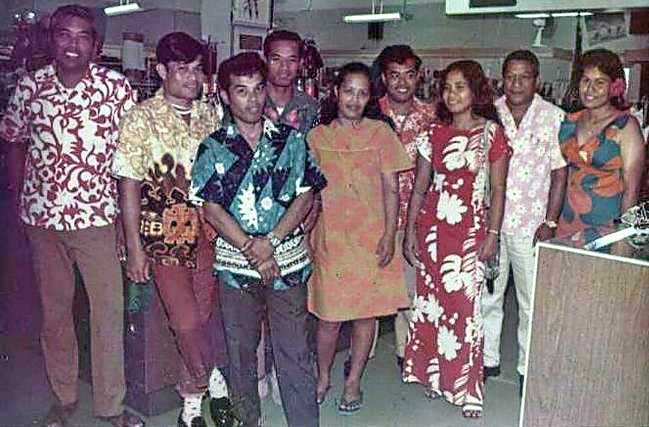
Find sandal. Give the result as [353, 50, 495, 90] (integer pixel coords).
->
[462, 407, 482, 418]
[316, 385, 330, 405]
[337, 391, 363, 415]
[424, 387, 440, 400]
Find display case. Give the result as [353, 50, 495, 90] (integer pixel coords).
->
[520, 229, 649, 427]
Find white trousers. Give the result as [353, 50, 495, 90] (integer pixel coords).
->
[481, 232, 535, 375]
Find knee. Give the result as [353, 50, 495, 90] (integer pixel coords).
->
[317, 319, 342, 334]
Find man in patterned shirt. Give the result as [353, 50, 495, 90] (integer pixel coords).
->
[191, 52, 327, 427]
[378, 45, 437, 373]
[113, 32, 227, 427]
[482, 50, 567, 393]
[0, 5, 143, 427]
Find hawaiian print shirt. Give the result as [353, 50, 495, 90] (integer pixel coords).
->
[190, 119, 327, 290]
[264, 89, 320, 134]
[112, 89, 222, 268]
[0, 63, 135, 230]
[495, 94, 566, 237]
[379, 95, 437, 229]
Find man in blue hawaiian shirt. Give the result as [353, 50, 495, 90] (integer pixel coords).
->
[190, 52, 326, 427]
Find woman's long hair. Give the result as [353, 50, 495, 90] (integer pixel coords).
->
[436, 60, 501, 126]
[319, 62, 395, 129]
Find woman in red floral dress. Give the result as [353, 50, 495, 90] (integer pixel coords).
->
[402, 60, 511, 418]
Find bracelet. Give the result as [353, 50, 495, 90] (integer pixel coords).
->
[487, 229, 500, 235]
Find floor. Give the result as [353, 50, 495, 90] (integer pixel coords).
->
[0, 187, 522, 427]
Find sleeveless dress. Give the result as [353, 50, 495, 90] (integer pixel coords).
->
[402, 122, 510, 414]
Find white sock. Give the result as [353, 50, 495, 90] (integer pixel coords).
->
[182, 393, 203, 424]
[208, 367, 229, 399]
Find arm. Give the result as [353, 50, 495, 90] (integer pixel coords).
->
[479, 155, 509, 261]
[533, 166, 567, 244]
[403, 154, 433, 269]
[376, 172, 400, 267]
[5, 141, 26, 211]
[302, 191, 321, 233]
[619, 118, 645, 212]
[118, 178, 150, 282]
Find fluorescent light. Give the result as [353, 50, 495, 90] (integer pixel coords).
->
[343, 12, 402, 23]
[551, 11, 593, 17]
[104, 2, 142, 16]
[515, 13, 550, 18]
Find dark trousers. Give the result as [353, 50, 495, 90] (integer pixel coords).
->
[220, 283, 318, 427]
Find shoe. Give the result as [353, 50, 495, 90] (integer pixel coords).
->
[337, 391, 363, 415]
[519, 374, 525, 397]
[483, 365, 501, 382]
[100, 411, 145, 427]
[206, 394, 239, 427]
[396, 356, 404, 372]
[44, 402, 77, 427]
[343, 357, 351, 379]
[177, 410, 207, 427]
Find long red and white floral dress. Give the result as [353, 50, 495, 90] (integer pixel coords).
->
[403, 122, 510, 414]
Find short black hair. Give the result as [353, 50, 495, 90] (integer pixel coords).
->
[156, 32, 204, 67]
[378, 45, 422, 72]
[217, 52, 267, 91]
[502, 50, 539, 78]
[50, 5, 97, 40]
[263, 30, 303, 58]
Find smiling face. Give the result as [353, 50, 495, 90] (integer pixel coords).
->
[51, 15, 97, 74]
[266, 40, 301, 89]
[335, 72, 371, 122]
[503, 59, 537, 109]
[442, 70, 474, 116]
[220, 72, 267, 126]
[579, 66, 613, 110]
[382, 59, 420, 105]
[158, 56, 205, 105]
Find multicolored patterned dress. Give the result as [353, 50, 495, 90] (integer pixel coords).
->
[557, 111, 634, 246]
[402, 122, 510, 415]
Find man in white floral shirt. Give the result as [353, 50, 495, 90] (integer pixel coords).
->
[0, 5, 143, 427]
[482, 50, 567, 392]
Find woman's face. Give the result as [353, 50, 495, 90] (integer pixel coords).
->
[443, 70, 474, 116]
[579, 66, 613, 110]
[335, 72, 370, 121]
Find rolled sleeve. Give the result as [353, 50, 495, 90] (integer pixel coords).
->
[300, 139, 327, 194]
[112, 108, 151, 181]
[550, 115, 567, 170]
[0, 75, 32, 144]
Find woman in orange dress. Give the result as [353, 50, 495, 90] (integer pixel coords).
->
[557, 49, 645, 251]
[307, 62, 412, 413]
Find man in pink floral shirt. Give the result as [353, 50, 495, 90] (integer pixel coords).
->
[0, 6, 142, 427]
[378, 45, 437, 372]
[482, 50, 567, 392]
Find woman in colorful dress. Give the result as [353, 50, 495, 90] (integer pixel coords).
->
[557, 49, 645, 251]
[402, 60, 511, 418]
[307, 62, 412, 414]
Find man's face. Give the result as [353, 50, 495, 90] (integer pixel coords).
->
[221, 73, 267, 125]
[158, 57, 205, 103]
[266, 40, 300, 88]
[382, 59, 420, 105]
[51, 15, 97, 73]
[503, 59, 537, 108]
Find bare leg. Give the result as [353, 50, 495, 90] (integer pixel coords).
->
[315, 319, 342, 402]
[343, 318, 376, 400]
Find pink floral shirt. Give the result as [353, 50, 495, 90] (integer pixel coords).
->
[0, 63, 135, 230]
[495, 94, 566, 237]
[379, 96, 437, 229]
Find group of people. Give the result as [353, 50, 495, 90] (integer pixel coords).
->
[1, 4, 646, 427]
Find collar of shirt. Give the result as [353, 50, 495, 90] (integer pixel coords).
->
[495, 93, 544, 143]
[379, 96, 435, 130]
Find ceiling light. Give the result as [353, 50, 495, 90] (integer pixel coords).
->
[104, 1, 142, 16]
[551, 11, 594, 17]
[343, 12, 402, 23]
[515, 13, 550, 18]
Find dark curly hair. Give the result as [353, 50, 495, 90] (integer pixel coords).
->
[579, 48, 627, 110]
[217, 51, 267, 92]
[436, 60, 500, 126]
[319, 62, 394, 129]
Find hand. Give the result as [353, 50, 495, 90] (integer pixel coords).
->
[197, 207, 218, 242]
[126, 246, 151, 283]
[376, 232, 396, 268]
[302, 200, 321, 233]
[256, 258, 281, 286]
[403, 231, 424, 270]
[533, 223, 555, 245]
[241, 237, 275, 267]
[478, 233, 498, 261]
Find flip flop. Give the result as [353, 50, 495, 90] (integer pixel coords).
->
[337, 391, 363, 415]
[316, 386, 330, 405]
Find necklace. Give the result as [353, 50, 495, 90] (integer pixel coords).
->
[169, 102, 193, 116]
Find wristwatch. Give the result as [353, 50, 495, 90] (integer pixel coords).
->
[266, 231, 282, 248]
[544, 220, 558, 229]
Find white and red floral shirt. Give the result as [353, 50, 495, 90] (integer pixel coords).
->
[495, 94, 566, 237]
[0, 63, 135, 230]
